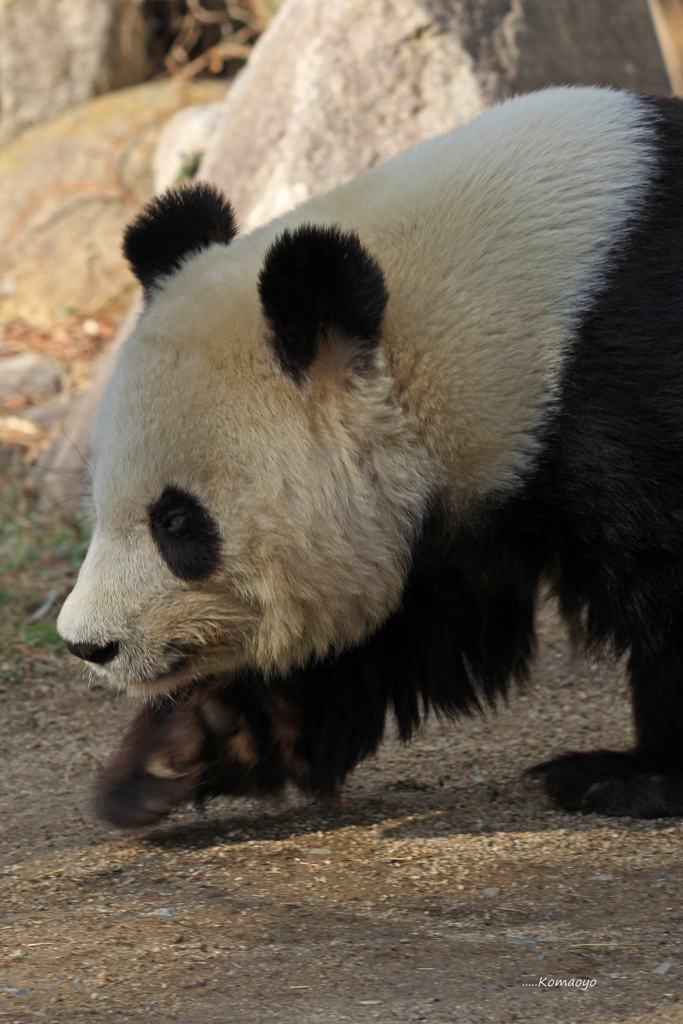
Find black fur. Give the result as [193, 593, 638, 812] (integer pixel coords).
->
[95, 681, 291, 828]
[149, 485, 222, 581]
[258, 224, 388, 383]
[123, 183, 237, 293]
[193, 680, 288, 803]
[529, 752, 683, 817]
[95, 699, 205, 828]
[513, 94, 683, 816]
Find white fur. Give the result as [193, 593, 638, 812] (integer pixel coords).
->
[58, 87, 656, 696]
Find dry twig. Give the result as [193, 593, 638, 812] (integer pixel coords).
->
[162, 0, 265, 80]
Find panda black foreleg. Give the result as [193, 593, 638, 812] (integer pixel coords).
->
[95, 679, 300, 828]
[532, 632, 683, 817]
[94, 696, 206, 828]
[94, 664, 390, 828]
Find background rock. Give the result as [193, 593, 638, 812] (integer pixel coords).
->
[649, 0, 683, 94]
[34, 301, 142, 501]
[488, 0, 669, 96]
[0, 78, 228, 328]
[200, 0, 490, 228]
[0, 0, 148, 146]
[0, 352, 62, 403]
[199, 0, 670, 228]
[153, 101, 226, 194]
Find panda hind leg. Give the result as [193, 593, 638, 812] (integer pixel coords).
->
[529, 750, 683, 817]
[531, 635, 683, 817]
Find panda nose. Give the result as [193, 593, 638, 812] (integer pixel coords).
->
[64, 640, 120, 665]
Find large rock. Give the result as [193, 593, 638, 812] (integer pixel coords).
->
[34, 300, 142, 504]
[509, 0, 668, 95]
[153, 102, 227, 195]
[0, 352, 62, 403]
[199, 0, 669, 228]
[0, 78, 228, 327]
[0, 0, 149, 146]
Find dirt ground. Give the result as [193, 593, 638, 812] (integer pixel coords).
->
[1, 605, 682, 1024]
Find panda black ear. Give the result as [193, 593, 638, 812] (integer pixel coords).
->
[257, 224, 388, 384]
[123, 183, 237, 293]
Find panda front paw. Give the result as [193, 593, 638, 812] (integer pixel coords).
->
[530, 750, 683, 818]
[94, 697, 205, 828]
[95, 681, 297, 828]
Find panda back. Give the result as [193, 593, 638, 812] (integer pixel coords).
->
[295, 87, 658, 507]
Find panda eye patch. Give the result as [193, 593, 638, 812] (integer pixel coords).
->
[149, 486, 221, 581]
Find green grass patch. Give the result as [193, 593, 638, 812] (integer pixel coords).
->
[0, 464, 91, 673]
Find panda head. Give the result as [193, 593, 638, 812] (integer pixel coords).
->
[57, 184, 429, 697]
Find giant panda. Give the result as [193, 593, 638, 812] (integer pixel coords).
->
[57, 86, 683, 826]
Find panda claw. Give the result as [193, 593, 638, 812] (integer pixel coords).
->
[146, 758, 188, 780]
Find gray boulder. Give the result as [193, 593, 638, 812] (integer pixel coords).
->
[0, 353, 62, 403]
[199, 0, 669, 228]
[0, 79, 228, 328]
[0, 0, 148, 145]
[153, 103, 227, 195]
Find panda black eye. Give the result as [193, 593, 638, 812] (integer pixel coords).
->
[149, 486, 221, 581]
[162, 509, 188, 535]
